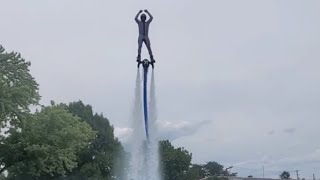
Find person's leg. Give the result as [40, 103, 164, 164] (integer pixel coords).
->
[137, 36, 143, 61]
[145, 37, 155, 62]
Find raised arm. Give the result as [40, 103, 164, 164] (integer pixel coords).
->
[135, 10, 143, 23]
[145, 10, 153, 23]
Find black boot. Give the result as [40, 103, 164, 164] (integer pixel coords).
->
[150, 55, 155, 63]
[136, 55, 141, 62]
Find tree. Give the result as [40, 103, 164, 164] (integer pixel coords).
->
[2, 105, 95, 178]
[204, 161, 224, 176]
[160, 140, 192, 180]
[0, 45, 40, 127]
[186, 162, 234, 179]
[280, 171, 291, 179]
[59, 101, 126, 180]
[0, 174, 6, 180]
[186, 164, 206, 180]
[0, 45, 40, 178]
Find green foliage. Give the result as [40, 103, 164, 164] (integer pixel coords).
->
[0, 45, 40, 126]
[160, 140, 192, 180]
[2, 105, 95, 177]
[60, 101, 127, 180]
[186, 161, 229, 179]
[280, 171, 291, 179]
[186, 164, 206, 180]
[204, 161, 224, 176]
[0, 174, 6, 180]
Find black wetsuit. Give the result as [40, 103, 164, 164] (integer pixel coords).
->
[135, 12, 154, 60]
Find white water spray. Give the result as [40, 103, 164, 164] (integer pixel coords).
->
[147, 69, 162, 180]
[128, 69, 144, 179]
[127, 69, 162, 180]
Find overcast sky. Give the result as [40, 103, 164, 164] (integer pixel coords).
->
[1, 0, 320, 179]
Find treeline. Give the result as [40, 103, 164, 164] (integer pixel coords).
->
[186, 161, 237, 180]
[0, 45, 233, 180]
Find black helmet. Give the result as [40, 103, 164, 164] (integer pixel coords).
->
[141, 14, 147, 22]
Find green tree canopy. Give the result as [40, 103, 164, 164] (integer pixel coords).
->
[0, 45, 40, 127]
[204, 161, 224, 176]
[186, 164, 206, 180]
[2, 105, 95, 178]
[186, 161, 231, 179]
[0, 174, 6, 180]
[160, 140, 192, 180]
[59, 101, 126, 180]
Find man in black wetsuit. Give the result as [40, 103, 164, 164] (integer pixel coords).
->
[135, 10, 155, 63]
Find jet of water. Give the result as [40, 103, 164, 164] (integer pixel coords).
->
[147, 69, 162, 180]
[128, 68, 144, 179]
[126, 68, 162, 180]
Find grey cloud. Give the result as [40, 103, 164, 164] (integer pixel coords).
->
[114, 120, 211, 143]
[114, 127, 133, 142]
[157, 120, 211, 141]
[268, 130, 275, 135]
[283, 128, 296, 134]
